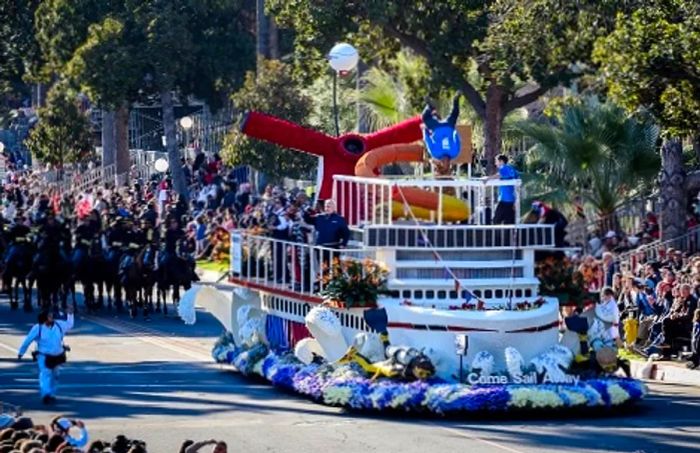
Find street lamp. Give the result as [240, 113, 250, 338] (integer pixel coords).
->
[327, 43, 359, 137]
[179, 116, 194, 130]
[179, 116, 194, 159]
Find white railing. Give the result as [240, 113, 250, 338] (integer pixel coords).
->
[617, 225, 700, 274]
[45, 164, 117, 196]
[229, 231, 374, 299]
[332, 175, 521, 227]
[363, 223, 555, 249]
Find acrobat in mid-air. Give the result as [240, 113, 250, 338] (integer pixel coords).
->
[421, 91, 462, 175]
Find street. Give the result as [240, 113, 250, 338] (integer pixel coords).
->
[1, 300, 699, 453]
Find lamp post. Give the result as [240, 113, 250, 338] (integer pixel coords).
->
[327, 43, 359, 137]
[179, 116, 194, 159]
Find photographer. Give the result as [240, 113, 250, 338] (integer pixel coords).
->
[50, 416, 89, 449]
[17, 307, 74, 404]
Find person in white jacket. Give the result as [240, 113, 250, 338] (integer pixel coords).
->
[17, 307, 74, 404]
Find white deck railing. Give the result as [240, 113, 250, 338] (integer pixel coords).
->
[229, 231, 374, 299]
[332, 175, 521, 227]
[363, 223, 555, 249]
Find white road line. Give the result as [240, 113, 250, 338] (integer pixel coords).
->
[82, 317, 213, 361]
[5, 383, 261, 389]
[433, 425, 527, 453]
[0, 342, 18, 354]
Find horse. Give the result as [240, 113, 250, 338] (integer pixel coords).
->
[3, 241, 34, 311]
[31, 242, 64, 311]
[103, 245, 126, 311]
[119, 247, 150, 319]
[140, 246, 158, 314]
[72, 238, 103, 313]
[156, 252, 194, 315]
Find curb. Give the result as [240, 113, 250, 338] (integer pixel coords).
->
[630, 359, 700, 386]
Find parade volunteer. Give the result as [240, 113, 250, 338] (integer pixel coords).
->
[17, 307, 74, 404]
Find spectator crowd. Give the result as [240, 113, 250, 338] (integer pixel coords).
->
[0, 413, 226, 453]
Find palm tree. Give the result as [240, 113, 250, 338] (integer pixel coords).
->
[358, 50, 527, 160]
[518, 98, 660, 227]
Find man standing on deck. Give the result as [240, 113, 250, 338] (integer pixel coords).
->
[485, 154, 518, 224]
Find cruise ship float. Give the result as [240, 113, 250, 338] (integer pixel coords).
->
[181, 169, 647, 414]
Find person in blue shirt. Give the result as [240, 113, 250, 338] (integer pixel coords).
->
[422, 91, 462, 171]
[486, 154, 518, 224]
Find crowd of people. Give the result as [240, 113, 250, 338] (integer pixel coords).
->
[572, 247, 700, 369]
[0, 414, 226, 453]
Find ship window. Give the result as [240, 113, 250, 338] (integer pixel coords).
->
[525, 289, 532, 297]
[426, 290, 435, 299]
[515, 289, 523, 298]
[485, 290, 493, 298]
[474, 290, 482, 298]
[415, 290, 424, 299]
[390, 290, 400, 298]
[402, 290, 412, 299]
[437, 291, 447, 299]
[449, 291, 458, 299]
[495, 289, 503, 298]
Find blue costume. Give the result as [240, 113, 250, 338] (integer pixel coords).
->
[422, 94, 461, 160]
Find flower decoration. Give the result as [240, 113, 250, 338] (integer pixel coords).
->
[213, 343, 647, 415]
[318, 258, 391, 308]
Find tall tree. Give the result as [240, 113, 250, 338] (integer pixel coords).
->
[0, 0, 42, 122]
[518, 99, 660, 221]
[593, 0, 700, 240]
[128, 0, 255, 200]
[223, 59, 317, 182]
[25, 82, 93, 167]
[268, 0, 633, 172]
[36, 0, 255, 198]
[34, 0, 127, 177]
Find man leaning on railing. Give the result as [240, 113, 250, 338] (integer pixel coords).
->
[305, 199, 350, 291]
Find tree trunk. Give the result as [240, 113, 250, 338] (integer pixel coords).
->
[101, 110, 116, 168]
[268, 17, 279, 59]
[161, 89, 188, 202]
[115, 103, 130, 186]
[483, 83, 506, 175]
[256, 0, 269, 65]
[693, 134, 700, 166]
[659, 138, 686, 242]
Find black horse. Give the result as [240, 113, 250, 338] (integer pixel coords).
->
[104, 245, 126, 311]
[119, 247, 151, 319]
[3, 241, 34, 311]
[156, 253, 194, 315]
[72, 239, 103, 313]
[31, 247, 62, 311]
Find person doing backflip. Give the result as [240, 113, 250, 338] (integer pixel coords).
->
[422, 91, 462, 173]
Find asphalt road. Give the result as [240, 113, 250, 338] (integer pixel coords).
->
[1, 299, 699, 453]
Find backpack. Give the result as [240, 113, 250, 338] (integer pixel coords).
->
[36, 323, 68, 369]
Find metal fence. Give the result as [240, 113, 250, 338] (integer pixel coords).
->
[617, 225, 700, 273]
